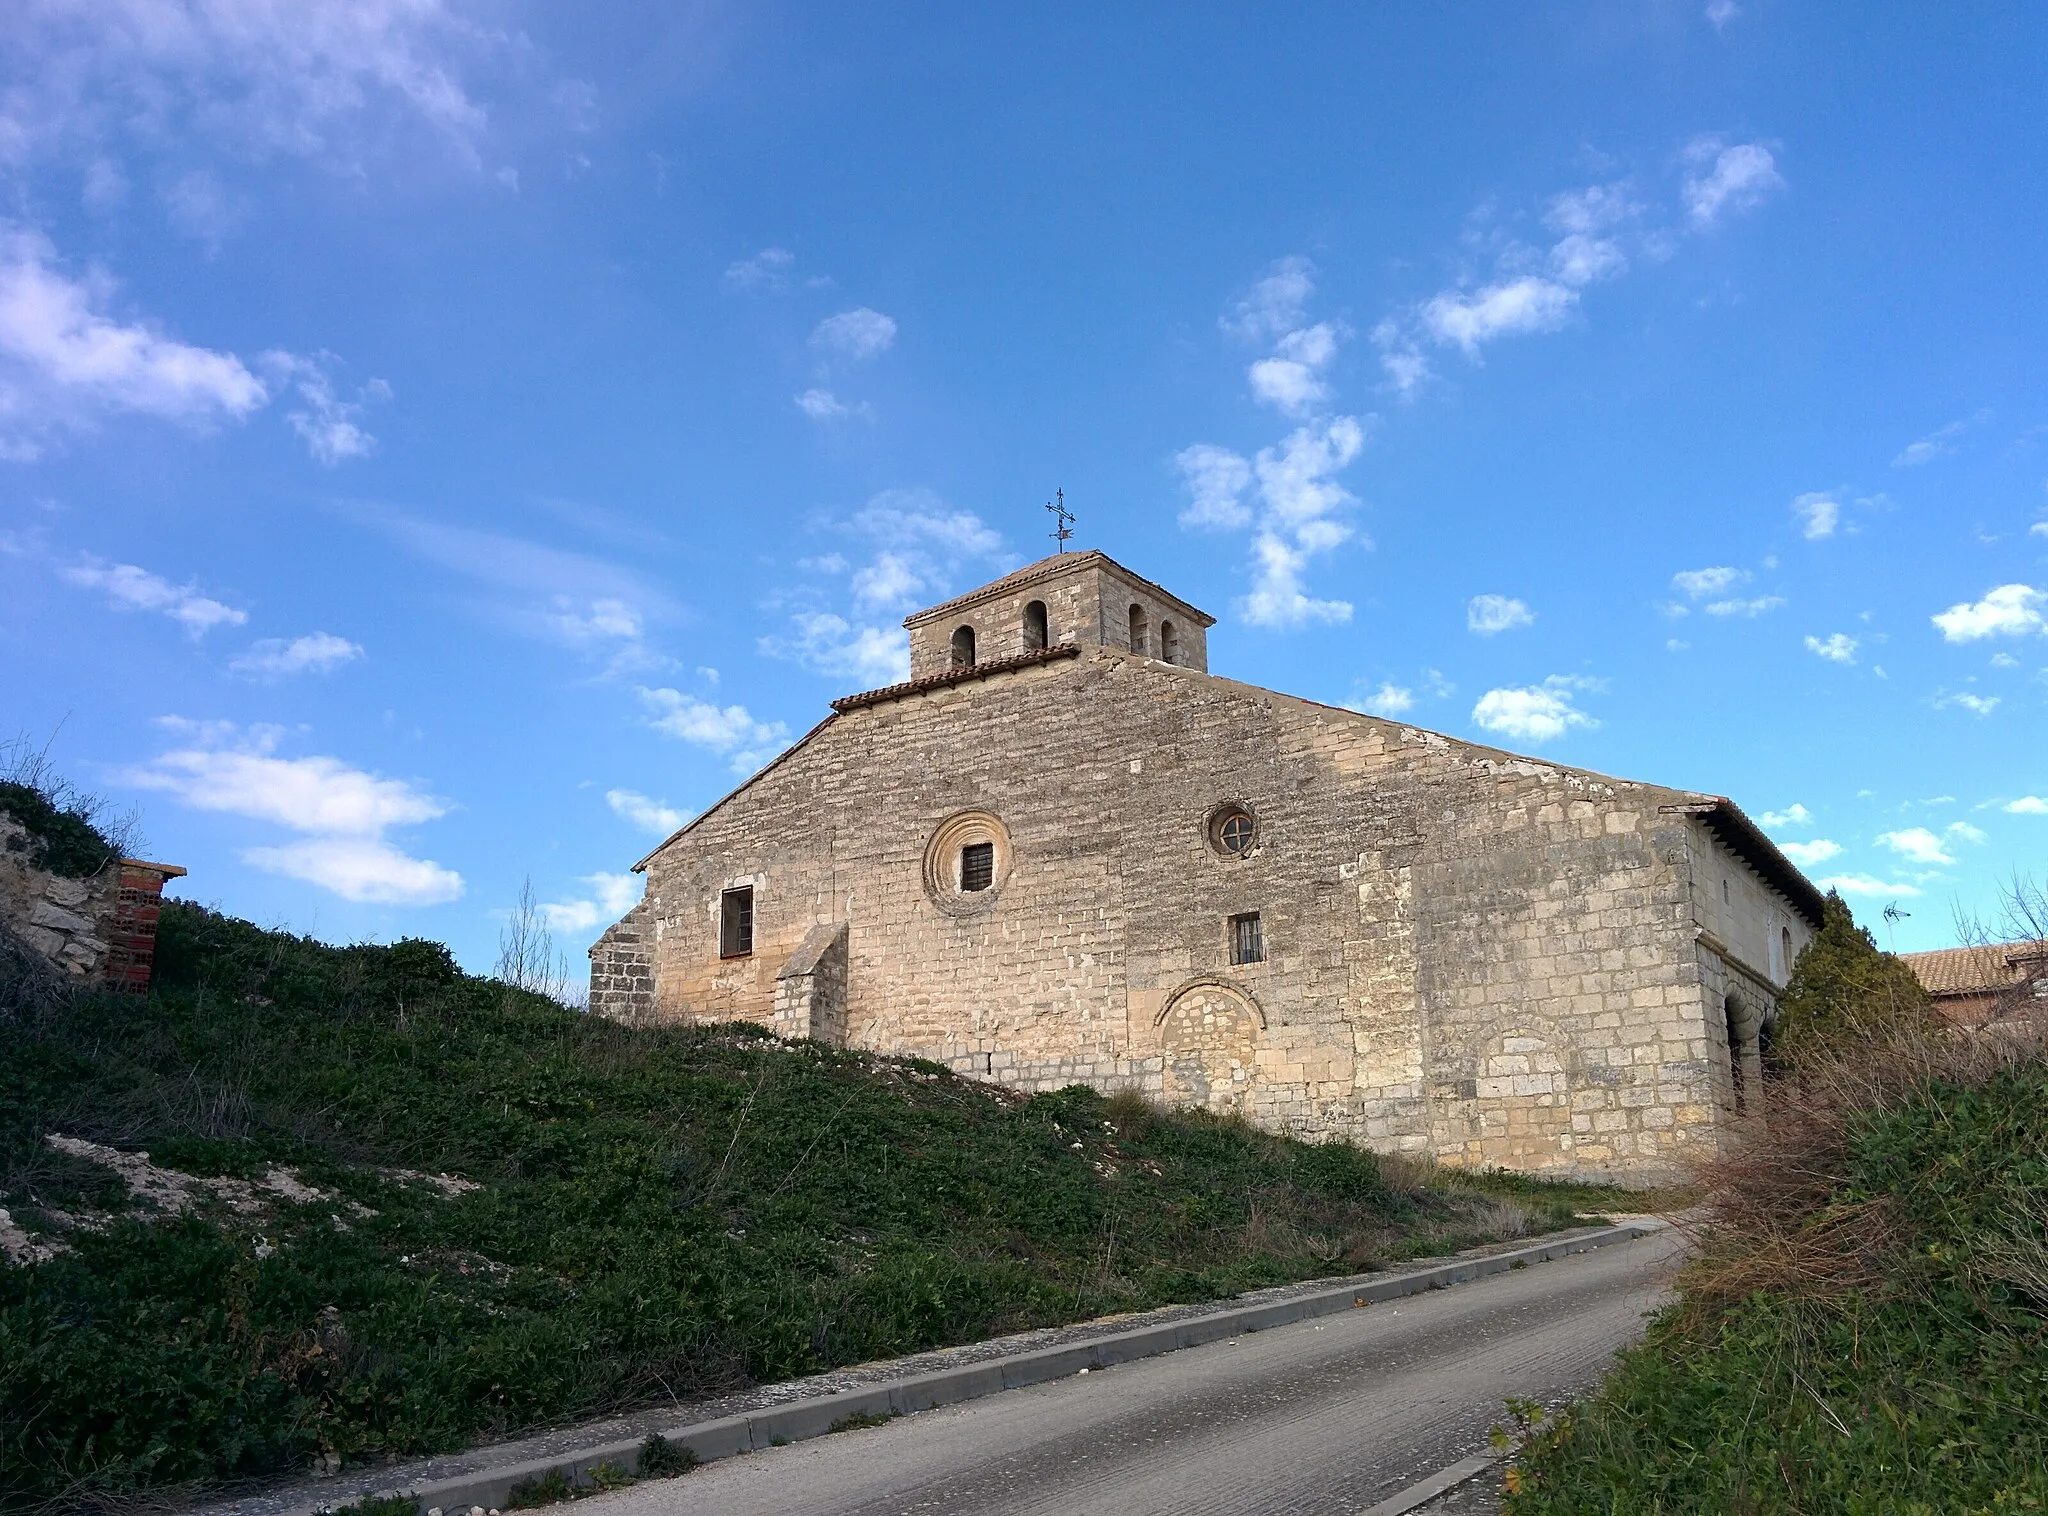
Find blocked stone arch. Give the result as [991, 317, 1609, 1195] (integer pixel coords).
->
[1438, 1018, 1582, 1171]
[1155, 975, 1265, 1114]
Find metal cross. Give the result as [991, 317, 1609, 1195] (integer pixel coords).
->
[1046, 488, 1074, 552]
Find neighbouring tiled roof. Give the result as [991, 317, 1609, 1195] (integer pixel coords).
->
[830, 644, 1083, 713]
[1903, 943, 2048, 997]
[902, 550, 1216, 629]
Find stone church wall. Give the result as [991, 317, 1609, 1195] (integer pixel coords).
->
[596, 647, 1813, 1183]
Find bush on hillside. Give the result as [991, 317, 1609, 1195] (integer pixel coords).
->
[1769, 889, 1937, 1069]
[0, 737, 134, 879]
[0, 902, 1596, 1513]
[1502, 938, 2048, 1513]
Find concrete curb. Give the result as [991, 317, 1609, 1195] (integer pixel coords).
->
[307, 1221, 1658, 1516]
[1360, 1452, 1499, 1515]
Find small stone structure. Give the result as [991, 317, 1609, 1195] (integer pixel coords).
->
[592, 550, 1824, 1183]
[1, 813, 184, 993]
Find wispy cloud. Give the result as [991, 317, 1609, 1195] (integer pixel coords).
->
[0, 225, 267, 456]
[1471, 675, 1601, 744]
[1672, 565, 1745, 600]
[1704, 595, 1784, 618]
[1681, 138, 1785, 228]
[230, 631, 363, 678]
[810, 308, 897, 362]
[1877, 821, 1984, 867]
[541, 872, 641, 935]
[266, 352, 388, 463]
[1179, 260, 1369, 629]
[606, 788, 689, 836]
[1792, 491, 1841, 540]
[1778, 838, 1841, 868]
[1350, 681, 1414, 718]
[636, 688, 791, 775]
[761, 612, 910, 685]
[1818, 873, 1922, 900]
[61, 557, 245, 635]
[1467, 594, 1534, 635]
[794, 387, 871, 421]
[1932, 584, 2045, 642]
[1893, 410, 1990, 468]
[120, 719, 461, 904]
[1805, 632, 1857, 664]
[1934, 690, 2000, 717]
[723, 246, 795, 290]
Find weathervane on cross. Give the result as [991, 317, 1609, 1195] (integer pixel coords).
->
[1046, 488, 1074, 552]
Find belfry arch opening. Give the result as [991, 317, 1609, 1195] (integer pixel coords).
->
[1023, 600, 1048, 652]
[950, 625, 976, 667]
[1128, 604, 1148, 656]
[1159, 619, 1179, 664]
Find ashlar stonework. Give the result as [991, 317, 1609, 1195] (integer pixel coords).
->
[592, 550, 1822, 1183]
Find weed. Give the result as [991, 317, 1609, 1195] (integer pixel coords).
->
[634, 1435, 698, 1478]
[826, 1409, 898, 1434]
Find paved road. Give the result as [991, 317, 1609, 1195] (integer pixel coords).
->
[582, 1227, 1683, 1516]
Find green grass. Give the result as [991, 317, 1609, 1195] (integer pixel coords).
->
[0, 902, 1607, 1513]
[1503, 1066, 2048, 1514]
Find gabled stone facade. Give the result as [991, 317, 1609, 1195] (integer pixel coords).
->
[592, 552, 1822, 1183]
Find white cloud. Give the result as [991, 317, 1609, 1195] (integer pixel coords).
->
[795, 387, 870, 421]
[637, 687, 791, 774]
[1467, 594, 1534, 635]
[1175, 443, 1253, 530]
[2031, 521, 2048, 539]
[1, 0, 496, 171]
[1950, 821, 1988, 846]
[1818, 873, 1922, 900]
[1705, 595, 1784, 618]
[2005, 796, 2048, 815]
[723, 247, 794, 290]
[230, 631, 363, 678]
[1471, 676, 1601, 745]
[810, 307, 897, 362]
[1932, 584, 2046, 642]
[1422, 277, 1577, 354]
[121, 720, 460, 903]
[266, 352, 387, 463]
[1248, 321, 1340, 416]
[1805, 633, 1857, 664]
[1681, 139, 1785, 227]
[1778, 839, 1841, 868]
[541, 872, 641, 935]
[1991, 652, 2019, 668]
[1237, 417, 1367, 628]
[1792, 491, 1840, 540]
[0, 225, 267, 453]
[1935, 691, 2001, 716]
[850, 550, 930, 611]
[244, 836, 462, 904]
[761, 612, 910, 685]
[1876, 826, 1957, 866]
[1548, 234, 1628, 288]
[606, 788, 689, 836]
[1705, 1, 1741, 29]
[1351, 682, 1413, 718]
[547, 597, 641, 644]
[848, 492, 1003, 558]
[1760, 803, 1813, 829]
[1892, 411, 1989, 468]
[61, 557, 245, 634]
[1222, 256, 1316, 342]
[1673, 566, 1745, 599]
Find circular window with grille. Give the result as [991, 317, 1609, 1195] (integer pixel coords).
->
[1207, 804, 1258, 859]
[922, 810, 1013, 916]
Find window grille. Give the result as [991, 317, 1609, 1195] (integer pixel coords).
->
[960, 842, 995, 892]
[1229, 911, 1263, 965]
[719, 887, 754, 958]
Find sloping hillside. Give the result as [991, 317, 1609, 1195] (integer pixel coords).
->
[0, 902, 1593, 1512]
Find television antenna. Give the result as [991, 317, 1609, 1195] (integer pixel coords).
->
[1046, 488, 1074, 552]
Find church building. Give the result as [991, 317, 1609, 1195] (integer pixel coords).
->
[590, 550, 1822, 1182]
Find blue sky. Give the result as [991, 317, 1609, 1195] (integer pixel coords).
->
[3, 3, 2044, 976]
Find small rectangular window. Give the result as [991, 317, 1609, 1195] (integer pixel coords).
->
[719, 887, 754, 958]
[960, 842, 994, 892]
[1229, 911, 1263, 965]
